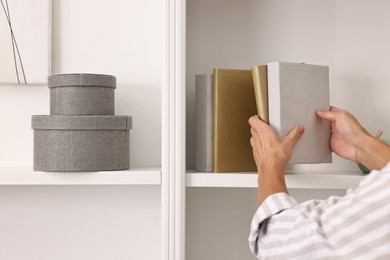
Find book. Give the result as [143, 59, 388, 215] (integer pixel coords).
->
[195, 74, 213, 172]
[251, 65, 269, 124]
[212, 68, 257, 172]
[267, 62, 332, 164]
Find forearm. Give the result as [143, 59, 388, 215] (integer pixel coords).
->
[357, 134, 390, 170]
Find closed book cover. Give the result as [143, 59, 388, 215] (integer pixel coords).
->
[213, 68, 257, 172]
[267, 62, 332, 164]
[251, 65, 269, 124]
[195, 74, 213, 172]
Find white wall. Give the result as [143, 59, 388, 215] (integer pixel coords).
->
[0, 1, 162, 259]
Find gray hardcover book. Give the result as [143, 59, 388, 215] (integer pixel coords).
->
[195, 74, 213, 172]
[268, 62, 332, 164]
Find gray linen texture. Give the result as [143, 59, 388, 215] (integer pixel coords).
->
[48, 73, 116, 88]
[32, 73, 132, 172]
[32, 115, 132, 130]
[32, 116, 131, 172]
[48, 74, 116, 115]
[33, 129, 130, 172]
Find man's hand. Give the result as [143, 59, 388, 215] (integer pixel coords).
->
[249, 115, 304, 205]
[316, 106, 390, 170]
[316, 106, 369, 162]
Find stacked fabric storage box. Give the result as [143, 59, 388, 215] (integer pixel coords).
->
[32, 74, 132, 172]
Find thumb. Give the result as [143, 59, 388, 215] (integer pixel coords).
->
[316, 109, 337, 122]
[283, 125, 304, 148]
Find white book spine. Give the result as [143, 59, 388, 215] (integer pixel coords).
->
[195, 74, 213, 172]
[267, 63, 282, 137]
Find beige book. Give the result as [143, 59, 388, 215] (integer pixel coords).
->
[251, 65, 269, 124]
[267, 62, 332, 164]
[212, 68, 257, 172]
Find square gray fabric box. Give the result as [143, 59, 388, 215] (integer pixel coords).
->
[32, 115, 132, 172]
[49, 74, 116, 115]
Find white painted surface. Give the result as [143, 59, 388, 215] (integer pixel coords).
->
[0, 0, 51, 84]
[0, 167, 161, 185]
[0, 1, 162, 259]
[0, 186, 161, 260]
[186, 170, 364, 189]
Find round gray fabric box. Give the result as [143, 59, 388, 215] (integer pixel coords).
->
[49, 74, 116, 115]
[32, 115, 132, 172]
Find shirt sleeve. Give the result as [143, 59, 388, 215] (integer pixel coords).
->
[248, 162, 390, 260]
[248, 192, 298, 257]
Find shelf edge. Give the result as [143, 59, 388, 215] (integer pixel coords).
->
[186, 172, 365, 189]
[0, 167, 161, 185]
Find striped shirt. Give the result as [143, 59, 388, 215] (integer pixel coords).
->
[248, 162, 390, 259]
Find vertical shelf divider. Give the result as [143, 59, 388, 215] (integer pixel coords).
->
[162, 0, 186, 259]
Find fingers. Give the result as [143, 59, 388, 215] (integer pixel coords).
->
[249, 115, 270, 137]
[316, 106, 343, 122]
[248, 115, 267, 127]
[316, 109, 337, 121]
[282, 125, 305, 147]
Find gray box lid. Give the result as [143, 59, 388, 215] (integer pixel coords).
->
[48, 74, 116, 88]
[32, 115, 132, 130]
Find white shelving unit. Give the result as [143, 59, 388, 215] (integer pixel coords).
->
[172, 0, 390, 259]
[0, 168, 161, 185]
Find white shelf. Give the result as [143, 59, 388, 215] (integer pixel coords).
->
[186, 170, 365, 189]
[0, 167, 161, 185]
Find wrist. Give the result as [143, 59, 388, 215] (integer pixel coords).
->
[259, 160, 287, 177]
[357, 134, 390, 170]
[355, 133, 375, 163]
[257, 165, 288, 206]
